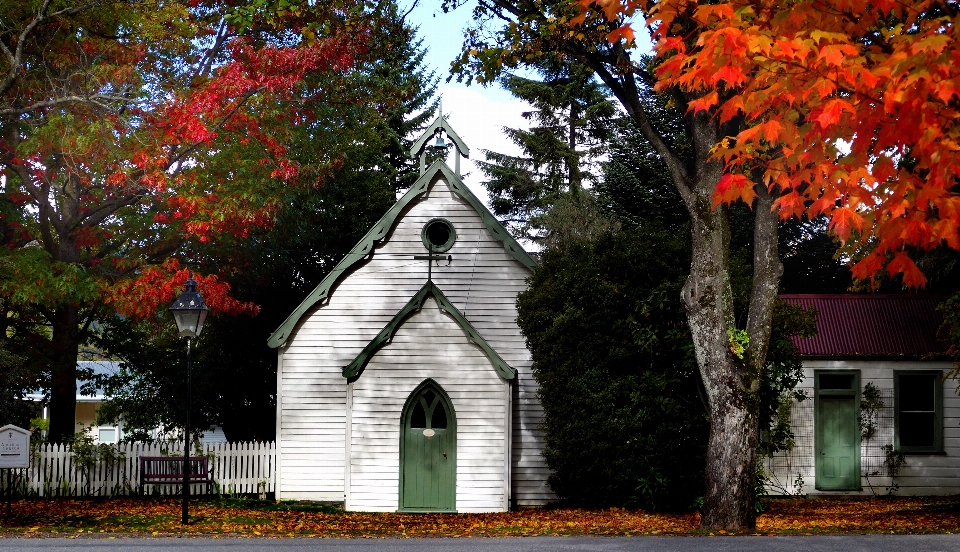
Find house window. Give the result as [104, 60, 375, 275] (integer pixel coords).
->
[894, 370, 943, 453]
[98, 427, 118, 443]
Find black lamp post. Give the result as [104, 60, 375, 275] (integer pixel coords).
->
[169, 273, 208, 525]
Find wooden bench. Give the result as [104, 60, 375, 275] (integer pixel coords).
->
[139, 456, 213, 495]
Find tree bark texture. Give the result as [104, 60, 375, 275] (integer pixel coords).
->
[677, 113, 778, 531]
[681, 182, 760, 530]
[47, 305, 80, 444]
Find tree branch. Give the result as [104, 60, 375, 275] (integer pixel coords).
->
[0, 94, 136, 117]
[0, 0, 109, 99]
[745, 183, 782, 378]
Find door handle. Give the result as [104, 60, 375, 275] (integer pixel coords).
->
[443, 453, 447, 458]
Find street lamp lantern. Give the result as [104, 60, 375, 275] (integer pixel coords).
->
[169, 272, 208, 525]
[170, 274, 209, 338]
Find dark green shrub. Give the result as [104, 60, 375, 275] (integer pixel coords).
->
[517, 229, 708, 511]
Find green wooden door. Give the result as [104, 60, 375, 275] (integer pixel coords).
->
[400, 382, 456, 512]
[815, 371, 860, 491]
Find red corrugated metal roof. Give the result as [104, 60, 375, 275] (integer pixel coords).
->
[779, 294, 949, 357]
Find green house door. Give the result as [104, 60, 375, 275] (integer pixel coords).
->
[399, 380, 456, 512]
[815, 371, 861, 491]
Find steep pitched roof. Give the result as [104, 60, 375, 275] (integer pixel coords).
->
[409, 114, 469, 159]
[780, 294, 949, 358]
[267, 160, 536, 348]
[341, 281, 517, 382]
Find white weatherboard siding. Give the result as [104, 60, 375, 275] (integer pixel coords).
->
[349, 297, 508, 512]
[277, 176, 553, 505]
[764, 360, 960, 496]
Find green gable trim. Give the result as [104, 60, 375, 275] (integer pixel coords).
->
[267, 159, 536, 348]
[438, 162, 537, 271]
[266, 169, 431, 348]
[342, 282, 516, 382]
[410, 116, 470, 159]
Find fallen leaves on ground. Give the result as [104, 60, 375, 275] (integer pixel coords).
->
[757, 497, 960, 533]
[0, 497, 958, 537]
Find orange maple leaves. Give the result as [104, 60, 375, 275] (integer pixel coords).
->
[578, 0, 960, 287]
[4, 497, 960, 536]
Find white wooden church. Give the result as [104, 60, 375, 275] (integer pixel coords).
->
[267, 112, 553, 511]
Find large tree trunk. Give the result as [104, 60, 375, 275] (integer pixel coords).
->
[47, 306, 81, 444]
[682, 184, 760, 530]
[682, 178, 782, 531]
[677, 113, 780, 531]
[584, 49, 782, 530]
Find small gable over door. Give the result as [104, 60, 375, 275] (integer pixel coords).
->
[347, 295, 512, 513]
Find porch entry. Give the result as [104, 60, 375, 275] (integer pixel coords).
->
[399, 380, 456, 511]
[815, 370, 861, 491]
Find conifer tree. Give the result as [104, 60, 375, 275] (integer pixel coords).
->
[477, 60, 614, 241]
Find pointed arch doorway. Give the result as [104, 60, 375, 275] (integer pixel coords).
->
[399, 379, 456, 512]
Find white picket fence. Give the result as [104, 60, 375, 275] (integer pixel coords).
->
[0, 441, 274, 497]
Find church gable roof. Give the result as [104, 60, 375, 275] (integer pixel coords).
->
[342, 281, 517, 382]
[409, 115, 469, 159]
[267, 160, 536, 349]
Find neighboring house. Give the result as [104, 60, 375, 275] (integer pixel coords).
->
[268, 113, 553, 512]
[29, 360, 227, 445]
[27, 360, 124, 444]
[766, 294, 958, 495]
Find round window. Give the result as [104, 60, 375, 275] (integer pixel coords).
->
[421, 218, 456, 252]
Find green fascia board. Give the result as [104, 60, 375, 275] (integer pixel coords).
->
[266, 169, 431, 348]
[437, 161, 537, 271]
[410, 117, 470, 159]
[342, 281, 517, 381]
[267, 159, 536, 348]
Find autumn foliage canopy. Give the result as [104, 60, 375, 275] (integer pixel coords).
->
[577, 0, 960, 287]
[1, 0, 369, 320]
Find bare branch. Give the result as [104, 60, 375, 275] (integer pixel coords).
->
[198, 18, 232, 78]
[0, 94, 135, 117]
[0, 1, 109, 99]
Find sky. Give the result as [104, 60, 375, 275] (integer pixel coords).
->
[398, 1, 532, 203]
[396, 2, 651, 204]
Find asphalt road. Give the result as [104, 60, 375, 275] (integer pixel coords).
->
[0, 535, 959, 552]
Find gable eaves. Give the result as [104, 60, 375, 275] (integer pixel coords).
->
[341, 281, 517, 382]
[437, 162, 537, 271]
[409, 117, 470, 159]
[267, 159, 536, 348]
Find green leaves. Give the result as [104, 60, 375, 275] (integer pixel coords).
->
[450, 0, 624, 86]
[478, 61, 615, 242]
[0, 248, 100, 308]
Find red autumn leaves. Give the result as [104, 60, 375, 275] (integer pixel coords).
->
[2, 497, 959, 536]
[1, 1, 373, 321]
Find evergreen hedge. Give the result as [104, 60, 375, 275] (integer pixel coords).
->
[517, 229, 708, 511]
